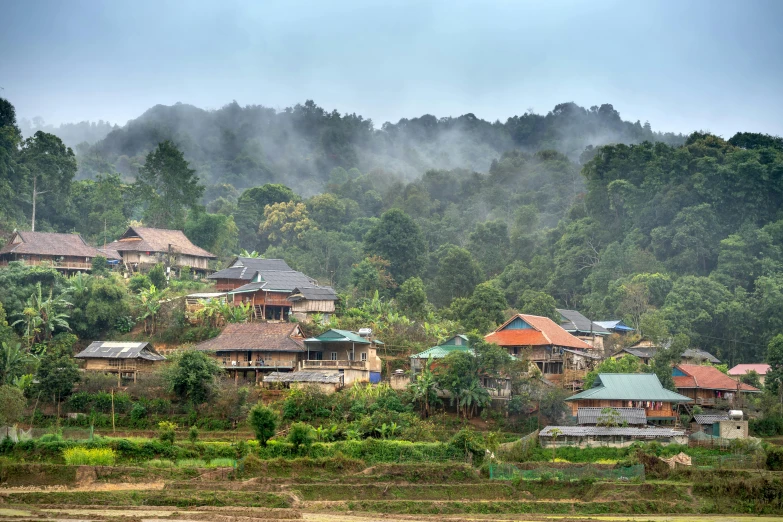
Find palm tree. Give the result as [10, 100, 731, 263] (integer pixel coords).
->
[0, 342, 32, 385]
[239, 249, 261, 258]
[12, 283, 72, 348]
[409, 358, 439, 418]
[135, 284, 167, 335]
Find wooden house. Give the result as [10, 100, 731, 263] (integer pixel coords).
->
[557, 309, 610, 350]
[485, 314, 600, 387]
[673, 364, 760, 407]
[301, 329, 382, 385]
[102, 226, 215, 274]
[192, 322, 306, 384]
[0, 231, 114, 273]
[612, 344, 722, 366]
[74, 341, 166, 382]
[728, 364, 770, 386]
[565, 373, 692, 424]
[207, 257, 336, 321]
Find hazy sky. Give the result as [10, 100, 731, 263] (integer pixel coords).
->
[2, 0, 782, 138]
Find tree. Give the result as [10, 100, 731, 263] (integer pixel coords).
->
[0, 385, 26, 426]
[0, 342, 31, 387]
[234, 184, 297, 250]
[351, 256, 396, 297]
[259, 201, 315, 246]
[740, 370, 762, 389]
[248, 403, 277, 446]
[33, 335, 80, 402]
[457, 282, 508, 333]
[467, 220, 511, 277]
[288, 422, 314, 454]
[147, 263, 167, 290]
[648, 334, 688, 391]
[517, 290, 558, 321]
[163, 350, 223, 405]
[364, 209, 427, 283]
[409, 358, 439, 418]
[18, 131, 77, 230]
[134, 284, 167, 335]
[767, 335, 783, 402]
[584, 355, 642, 388]
[184, 211, 239, 257]
[431, 246, 483, 307]
[396, 277, 428, 319]
[136, 140, 204, 229]
[12, 282, 72, 348]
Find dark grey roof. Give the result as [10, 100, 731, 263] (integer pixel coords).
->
[229, 282, 267, 293]
[540, 426, 685, 437]
[233, 257, 292, 272]
[288, 286, 338, 301]
[263, 371, 343, 384]
[617, 347, 658, 359]
[257, 270, 317, 291]
[557, 309, 610, 335]
[693, 414, 729, 425]
[75, 342, 165, 361]
[683, 349, 721, 364]
[577, 407, 647, 426]
[207, 265, 255, 280]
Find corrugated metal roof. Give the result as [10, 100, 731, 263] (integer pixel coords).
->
[411, 344, 474, 359]
[577, 407, 647, 425]
[595, 320, 635, 332]
[558, 309, 610, 335]
[208, 266, 254, 280]
[682, 349, 721, 364]
[258, 270, 317, 291]
[75, 341, 165, 361]
[306, 329, 370, 345]
[693, 414, 729, 425]
[540, 426, 685, 437]
[263, 371, 342, 384]
[233, 257, 292, 272]
[288, 286, 338, 301]
[728, 363, 770, 376]
[565, 374, 693, 403]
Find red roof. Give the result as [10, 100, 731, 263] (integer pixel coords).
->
[674, 364, 760, 392]
[485, 314, 592, 350]
[728, 363, 770, 376]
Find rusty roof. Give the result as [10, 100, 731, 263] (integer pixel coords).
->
[485, 314, 592, 350]
[674, 364, 760, 393]
[104, 227, 215, 258]
[192, 322, 305, 352]
[0, 231, 103, 258]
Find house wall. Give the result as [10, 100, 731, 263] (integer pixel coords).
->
[120, 252, 210, 270]
[718, 420, 748, 439]
[730, 374, 766, 386]
[206, 350, 300, 370]
[390, 373, 409, 390]
[568, 399, 676, 419]
[290, 300, 336, 313]
[82, 359, 161, 372]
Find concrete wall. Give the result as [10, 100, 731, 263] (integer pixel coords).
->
[540, 434, 688, 449]
[718, 420, 748, 439]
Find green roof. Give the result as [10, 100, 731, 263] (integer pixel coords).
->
[305, 329, 370, 344]
[565, 373, 693, 403]
[411, 344, 473, 359]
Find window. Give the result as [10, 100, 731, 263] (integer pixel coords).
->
[361, 352, 367, 361]
[348, 352, 354, 361]
[330, 352, 337, 361]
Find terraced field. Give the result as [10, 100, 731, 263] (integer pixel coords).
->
[0, 462, 780, 521]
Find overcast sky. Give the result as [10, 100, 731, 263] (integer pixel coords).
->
[2, 0, 782, 138]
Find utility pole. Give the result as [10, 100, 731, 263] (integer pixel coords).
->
[31, 175, 49, 232]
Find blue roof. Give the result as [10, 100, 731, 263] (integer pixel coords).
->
[595, 320, 635, 332]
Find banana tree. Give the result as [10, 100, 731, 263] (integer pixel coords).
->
[12, 282, 72, 348]
[135, 284, 167, 335]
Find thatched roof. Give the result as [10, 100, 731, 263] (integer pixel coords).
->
[0, 231, 102, 258]
[192, 322, 305, 352]
[104, 227, 215, 258]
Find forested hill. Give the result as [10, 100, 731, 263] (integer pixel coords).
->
[76, 100, 685, 192]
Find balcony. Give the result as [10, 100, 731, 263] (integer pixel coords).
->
[0, 259, 93, 270]
[221, 360, 297, 370]
[299, 360, 369, 370]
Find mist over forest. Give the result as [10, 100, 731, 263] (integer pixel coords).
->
[3, 95, 783, 366]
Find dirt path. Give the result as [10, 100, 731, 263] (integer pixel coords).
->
[0, 481, 165, 494]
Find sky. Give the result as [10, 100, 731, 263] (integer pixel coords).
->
[2, 0, 782, 138]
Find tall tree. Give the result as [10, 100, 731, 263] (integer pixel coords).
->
[364, 209, 427, 284]
[18, 131, 77, 230]
[136, 140, 203, 229]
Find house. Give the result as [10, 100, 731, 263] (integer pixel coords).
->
[409, 335, 511, 398]
[263, 371, 344, 394]
[208, 257, 336, 321]
[564, 373, 692, 424]
[557, 309, 610, 349]
[410, 335, 472, 374]
[728, 364, 770, 386]
[300, 329, 382, 386]
[103, 226, 215, 274]
[612, 343, 722, 366]
[539, 425, 687, 448]
[287, 286, 338, 321]
[192, 322, 305, 384]
[74, 341, 166, 382]
[673, 364, 760, 407]
[485, 314, 600, 387]
[691, 413, 749, 440]
[0, 231, 114, 273]
[594, 320, 635, 335]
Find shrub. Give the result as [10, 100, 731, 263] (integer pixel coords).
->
[188, 426, 199, 444]
[158, 421, 177, 444]
[129, 274, 152, 293]
[177, 459, 206, 468]
[248, 404, 277, 446]
[207, 458, 235, 468]
[767, 446, 783, 471]
[288, 422, 314, 454]
[63, 447, 116, 466]
[130, 402, 148, 422]
[147, 459, 175, 468]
